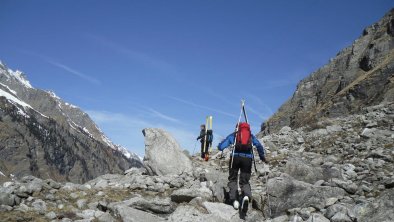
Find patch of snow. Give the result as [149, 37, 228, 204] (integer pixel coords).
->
[0, 88, 49, 119]
[0, 171, 5, 177]
[68, 120, 79, 131]
[119, 147, 131, 159]
[115, 145, 142, 161]
[37, 111, 49, 118]
[101, 134, 116, 149]
[0, 88, 32, 108]
[8, 69, 32, 88]
[47, 90, 60, 100]
[16, 108, 30, 118]
[82, 127, 94, 138]
[65, 102, 79, 109]
[0, 83, 17, 95]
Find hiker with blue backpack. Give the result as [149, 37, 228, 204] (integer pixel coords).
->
[217, 101, 267, 213]
[196, 124, 213, 160]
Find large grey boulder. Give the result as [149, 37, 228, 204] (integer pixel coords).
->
[31, 199, 47, 214]
[330, 178, 358, 194]
[168, 205, 226, 222]
[122, 196, 175, 214]
[112, 204, 165, 222]
[204, 169, 228, 202]
[306, 214, 330, 222]
[143, 128, 193, 176]
[284, 158, 342, 184]
[285, 158, 324, 184]
[267, 174, 346, 217]
[0, 193, 16, 206]
[171, 186, 212, 203]
[202, 202, 239, 221]
[355, 189, 394, 222]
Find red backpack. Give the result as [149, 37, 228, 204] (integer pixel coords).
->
[235, 122, 252, 152]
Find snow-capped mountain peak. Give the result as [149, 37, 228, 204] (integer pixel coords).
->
[7, 69, 32, 88]
[0, 61, 142, 164]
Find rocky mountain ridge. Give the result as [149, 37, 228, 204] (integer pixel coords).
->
[0, 62, 142, 184]
[262, 9, 394, 134]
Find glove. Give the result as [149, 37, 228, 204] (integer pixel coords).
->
[260, 156, 268, 163]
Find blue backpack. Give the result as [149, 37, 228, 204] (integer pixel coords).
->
[206, 130, 213, 144]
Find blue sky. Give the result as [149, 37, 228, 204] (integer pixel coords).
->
[0, 1, 392, 157]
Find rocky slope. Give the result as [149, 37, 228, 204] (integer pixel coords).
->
[0, 62, 142, 184]
[262, 9, 394, 134]
[1, 106, 393, 221]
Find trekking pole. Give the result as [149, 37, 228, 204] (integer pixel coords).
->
[219, 150, 223, 171]
[259, 139, 271, 218]
[203, 116, 208, 158]
[192, 141, 197, 156]
[265, 162, 271, 218]
[230, 100, 244, 169]
[242, 100, 258, 173]
[251, 146, 258, 173]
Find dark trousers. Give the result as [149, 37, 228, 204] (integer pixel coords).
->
[228, 156, 252, 201]
[200, 141, 209, 158]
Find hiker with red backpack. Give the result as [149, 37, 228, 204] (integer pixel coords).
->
[217, 101, 267, 213]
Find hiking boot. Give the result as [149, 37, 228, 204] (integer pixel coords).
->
[233, 200, 239, 210]
[241, 196, 249, 213]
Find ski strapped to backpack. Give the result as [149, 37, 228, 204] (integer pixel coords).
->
[203, 116, 213, 161]
[230, 101, 244, 169]
[230, 100, 258, 172]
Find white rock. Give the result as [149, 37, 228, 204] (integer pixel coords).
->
[143, 128, 193, 176]
[77, 209, 96, 219]
[77, 199, 87, 209]
[202, 202, 238, 221]
[325, 198, 338, 207]
[3, 182, 13, 188]
[326, 125, 342, 133]
[45, 211, 57, 220]
[306, 213, 330, 222]
[32, 199, 47, 213]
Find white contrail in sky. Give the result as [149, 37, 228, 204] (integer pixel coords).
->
[46, 60, 101, 85]
[19, 50, 101, 85]
[168, 96, 238, 118]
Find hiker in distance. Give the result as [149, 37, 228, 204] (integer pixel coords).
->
[196, 124, 212, 160]
[218, 122, 267, 213]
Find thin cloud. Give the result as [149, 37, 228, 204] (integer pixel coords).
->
[46, 60, 101, 85]
[247, 104, 271, 121]
[84, 34, 175, 73]
[87, 109, 197, 154]
[147, 108, 181, 123]
[87, 110, 151, 127]
[244, 93, 274, 114]
[19, 50, 101, 85]
[168, 96, 238, 118]
[202, 88, 236, 107]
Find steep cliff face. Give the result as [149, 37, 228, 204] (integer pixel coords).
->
[263, 9, 394, 134]
[0, 62, 143, 184]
